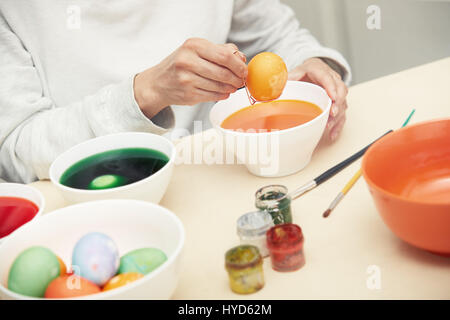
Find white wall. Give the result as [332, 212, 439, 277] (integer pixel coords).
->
[281, 0, 450, 84]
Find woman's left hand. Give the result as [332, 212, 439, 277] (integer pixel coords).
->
[288, 57, 348, 143]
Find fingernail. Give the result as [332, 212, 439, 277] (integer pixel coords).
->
[332, 104, 339, 117]
[236, 51, 246, 62]
[327, 119, 335, 129]
[329, 90, 337, 101]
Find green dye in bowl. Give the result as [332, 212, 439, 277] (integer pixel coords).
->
[88, 174, 126, 190]
[60, 148, 169, 190]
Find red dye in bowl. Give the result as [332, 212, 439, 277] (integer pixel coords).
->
[0, 197, 39, 238]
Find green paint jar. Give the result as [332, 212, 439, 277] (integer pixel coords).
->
[255, 185, 292, 225]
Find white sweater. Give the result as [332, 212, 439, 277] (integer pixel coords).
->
[0, 0, 351, 183]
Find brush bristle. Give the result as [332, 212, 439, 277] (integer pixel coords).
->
[322, 209, 331, 218]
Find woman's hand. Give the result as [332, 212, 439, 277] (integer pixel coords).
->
[288, 57, 348, 143]
[134, 38, 247, 118]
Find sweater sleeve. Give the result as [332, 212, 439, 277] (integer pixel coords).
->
[228, 0, 352, 84]
[0, 14, 174, 183]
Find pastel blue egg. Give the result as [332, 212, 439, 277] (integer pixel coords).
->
[72, 232, 119, 286]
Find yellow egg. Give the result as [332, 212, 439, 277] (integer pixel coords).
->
[246, 52, 288, 102]
[56, 256, 67, 276]
[102, 272, 144, 291]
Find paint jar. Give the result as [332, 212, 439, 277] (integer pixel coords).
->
[225, 245, 264, 294]
[266, 223, 305, 272]
[237, 210, 274, 257]
[255, 185, 292, 225]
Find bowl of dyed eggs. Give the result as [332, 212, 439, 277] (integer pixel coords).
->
[49, 132, 175, 204]
[210, 80, 332, 177]
[362, 118, 450, 256]
[0, 199, 184, 299]
[0, 183, 45, 243]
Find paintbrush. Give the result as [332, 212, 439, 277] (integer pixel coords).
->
[322, 109, 416, 218]
[289, 130, 393, 200]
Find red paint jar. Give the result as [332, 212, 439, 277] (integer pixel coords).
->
[266, 223, 305, 272]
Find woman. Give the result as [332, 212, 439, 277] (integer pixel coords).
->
[0, 0, 350, 183]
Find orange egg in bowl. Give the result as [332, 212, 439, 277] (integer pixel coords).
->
[0, 199, 185, 300]
[246, 52, 288, 102]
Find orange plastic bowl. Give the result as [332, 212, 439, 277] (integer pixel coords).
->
[362, 119, 450, 256]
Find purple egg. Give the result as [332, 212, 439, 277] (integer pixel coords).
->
[72, 232, 119, 286]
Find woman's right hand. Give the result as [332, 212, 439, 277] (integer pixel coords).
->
[134, 38, 247, 118]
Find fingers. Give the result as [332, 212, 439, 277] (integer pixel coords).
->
[191, 55, 244, 88]
[193, 39, 248, 79]
[331, 71, 348, 108]
[326, 99, 347, 141]
[329, 113, 346, 141]
[190, 73, 237, 94]
[316, 69, 347, 125]
[288, 66, 307, 81]
[297, 58, 348, 107]
[223, 43, 246, 63]
[328, 101, 345, 125]
[307, 68, 338, 102]
[330, 97, 348, 118]
[330, 101, 342, 118]
[321, 111, 346, 144]
[179, 39, 246, 88]
[194, 88, 230, 102]
[223, 43, 239, 52]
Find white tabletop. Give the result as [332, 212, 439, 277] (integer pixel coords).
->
[31, 57, 450, 299]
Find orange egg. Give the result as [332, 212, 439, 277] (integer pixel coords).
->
[44, 275, 101, 298]
[246, 52, 288, 102]
[102, 272, 144, 291]
[56, 256, 67, 276]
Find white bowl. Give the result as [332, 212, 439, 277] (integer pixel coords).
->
[0, 199, 185, 300]
[210, 81, 332, 177]
[49, 132, 175, 204]
[0, 183, 45, 243]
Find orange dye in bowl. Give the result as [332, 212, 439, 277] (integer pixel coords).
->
[0, 197, 39, 238]
[221, 99, 322, 132]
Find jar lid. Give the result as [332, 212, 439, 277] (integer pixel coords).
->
[255, 185, 290, 210]
[237, 210, 274, 238]
[225, 245, 262, 269]
[266, 223, 303, 250]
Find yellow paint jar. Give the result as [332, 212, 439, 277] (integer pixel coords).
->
[225, 245, 264, 294]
